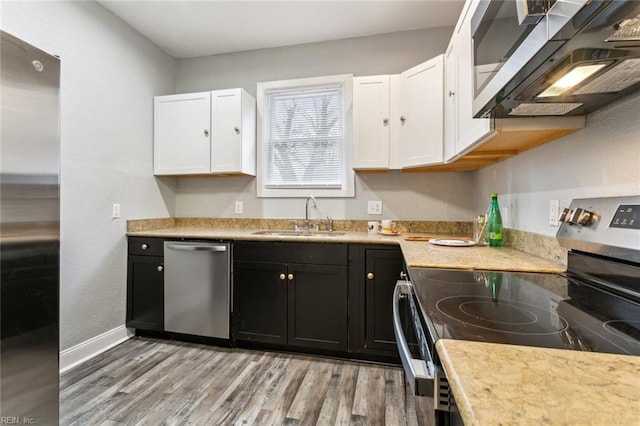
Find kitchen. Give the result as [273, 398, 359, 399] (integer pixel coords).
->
[1, 0, 639, 425]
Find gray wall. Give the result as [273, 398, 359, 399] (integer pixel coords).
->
[473, 91, 640, 236]
[174, 27, 476, 222]
[1, 1, 177, 351]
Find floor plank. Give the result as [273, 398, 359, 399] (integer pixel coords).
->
[60, 337, 414, 425]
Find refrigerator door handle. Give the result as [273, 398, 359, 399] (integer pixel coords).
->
[166, 244, 227, 252]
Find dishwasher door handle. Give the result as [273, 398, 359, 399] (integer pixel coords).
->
[166, 244, 227, 252]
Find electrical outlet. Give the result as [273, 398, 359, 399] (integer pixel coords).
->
[549, 199, 560, 226]
[112, 203, 121, 219]
[235, 201, 243, 214]
[367, 200, 382, 215]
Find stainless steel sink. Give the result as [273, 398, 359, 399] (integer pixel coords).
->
[252, 230, 345, 237]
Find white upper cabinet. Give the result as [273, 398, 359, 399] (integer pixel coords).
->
[352, 75, 402, 170]
[154, 88, 256, 176]
[444, 38, 458, 162]
[154, 92, 212, 175]
[211, 89, 256, 175]
[399, 54, 445, 168]
[444, 0, 492, 162]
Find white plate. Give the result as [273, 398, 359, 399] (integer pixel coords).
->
[428, 238, 476, 247]
[378, 230, 400, 236]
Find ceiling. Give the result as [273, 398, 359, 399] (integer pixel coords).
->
[98, 1, 465, 59]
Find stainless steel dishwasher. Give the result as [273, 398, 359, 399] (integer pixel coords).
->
[164, 241, 230, 339]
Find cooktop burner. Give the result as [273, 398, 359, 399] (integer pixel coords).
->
[409, 267, 640, 355]
[436, 295, 569, 335]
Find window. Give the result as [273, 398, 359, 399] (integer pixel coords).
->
[257, 74, 354, 197]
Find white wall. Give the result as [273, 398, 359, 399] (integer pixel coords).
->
[1, 1, 177, 351]
[174, 27, 475, 221]
[474, 92, 640, 236]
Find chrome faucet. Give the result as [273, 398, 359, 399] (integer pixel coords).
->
[303, 195, 317, 230]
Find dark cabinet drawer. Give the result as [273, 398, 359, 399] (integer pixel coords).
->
[128, 236, 164, 256]
[234, 241, 348, 265]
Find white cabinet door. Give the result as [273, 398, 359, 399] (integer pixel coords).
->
[444, 38, 458, 162]
[154, 92, 211, 175]
[211, 89, 256, 175]
[212, 89, 243, 173]
[400, 55, 444, 168]
[353, 76, 391, 169]
[211, 88, 256, 175]
[455, 0, 491, 156]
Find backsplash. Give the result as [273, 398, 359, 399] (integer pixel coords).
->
[505, 228, 567, 266]
[128, 217, 473, 236]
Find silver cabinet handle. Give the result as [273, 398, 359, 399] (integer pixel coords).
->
[400, 115, 406, 123]
[448, 91, 455, 97]
[204, 129, 209, 136]
[141, 243, 148, 250]
[279, 273, 286, 281]
[400, 271, 407, 280]
[288, 273, 294, 281]
[367, 272, 374, 280]
[234, 127, 240, 134]
[165, 244, 227, 252]
[383, 117, 389, 125]
[157, 265, 164, 272]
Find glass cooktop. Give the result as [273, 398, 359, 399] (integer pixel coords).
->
[408, 268, 640, 356]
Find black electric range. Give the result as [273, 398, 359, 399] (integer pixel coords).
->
[394, 196, 640, 426]
[410, 263, 640, 360]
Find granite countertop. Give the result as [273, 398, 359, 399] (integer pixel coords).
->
[436, 340, 640, 425]
[127, 225, 565, 273]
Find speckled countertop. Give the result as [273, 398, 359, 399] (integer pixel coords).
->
[437, 340, 640, 425]
[126, 219, 565, 273]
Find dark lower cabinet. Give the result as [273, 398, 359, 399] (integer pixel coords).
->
[288, 263, 348, 351]
[233, 261, 287, 345]
[126, 237, 164, 331]
[233, 242, 348, 352]
[348, 245, 405, 360]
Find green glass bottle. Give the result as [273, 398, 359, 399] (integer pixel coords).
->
[486, 193, 503, 247]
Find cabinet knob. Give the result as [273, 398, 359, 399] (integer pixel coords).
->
[399, 271, 407, 280]
[157, 265, 164, 272]
[279, 273, 286, 281]
[400, 115, 406, 124]
[204, 129, 209, 136]
[383, 117, 389, 125]
[367, 272, 374, 280]
[141, 243, 148, 250]
[234, 127, 240, 134]
[288, 273, 294, 281]
[448, 91, 455, 97]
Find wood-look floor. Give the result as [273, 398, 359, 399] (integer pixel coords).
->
[60, 337, 420, 425]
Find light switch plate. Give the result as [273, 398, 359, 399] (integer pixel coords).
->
[235, 201, 243, 214]
[367, 200, 382, 215]
[549, 199, 560, 226]
[112, 203, 121, 219]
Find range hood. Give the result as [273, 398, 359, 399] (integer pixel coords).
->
[476, 0, 640, 118]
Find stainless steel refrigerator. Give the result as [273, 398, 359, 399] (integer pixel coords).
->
[1, 30, 60, 424]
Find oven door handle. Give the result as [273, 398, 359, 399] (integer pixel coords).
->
[393, 281, 436, 397]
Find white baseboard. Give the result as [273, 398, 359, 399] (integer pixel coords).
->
[60, 326, 133, 374]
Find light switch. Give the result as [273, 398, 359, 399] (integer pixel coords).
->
[235, 201, 243, 214]
[112, 203, 121, 219]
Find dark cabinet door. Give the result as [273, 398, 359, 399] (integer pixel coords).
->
[287, 263, 348, 351]
[364, 248, 404, 353]
[126, 255, 164, 331]
[233, 261, 288, 345]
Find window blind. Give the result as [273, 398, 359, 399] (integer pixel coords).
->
[265, 85, 344, 188]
